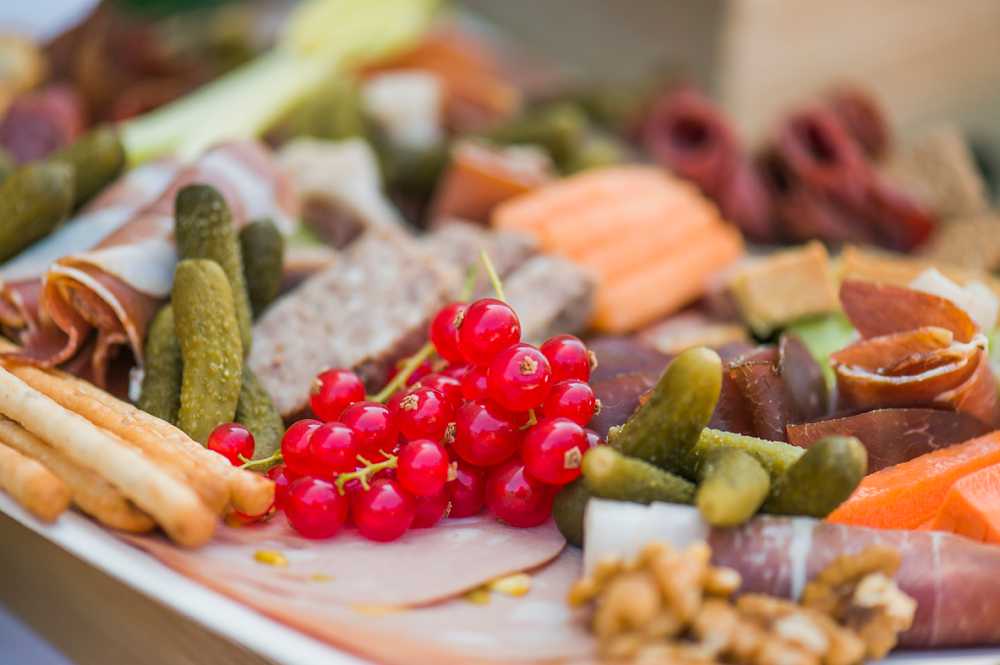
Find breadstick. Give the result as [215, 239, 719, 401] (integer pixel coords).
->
[0, 367, 215, 547]
[0, 417, 154, 533]
[0, 359, 272, 516]
[0, 439, 70, 522]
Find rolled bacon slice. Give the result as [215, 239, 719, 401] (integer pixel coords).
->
[4, 140, 297, 385]
[585, 500, 1000, 647]
[840, 279, 978, 343]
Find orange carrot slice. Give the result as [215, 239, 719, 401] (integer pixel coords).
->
[429, 141, 551, 224]
[828, 431, 1000, 530]
[929, 462, 1000, 543]
[592, 223, 743, 332]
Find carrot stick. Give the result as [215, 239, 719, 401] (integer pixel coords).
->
[0, 439, 70, 522]
[592, 223, 744, 332]
[828, 431, 1000, 530]
[929, 462, 1000, 543]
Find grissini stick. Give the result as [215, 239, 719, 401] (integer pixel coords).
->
[0, 366, 215, 547]
[0, 417, 154, 533]
[0, 438, 70, 522]
[0, 352, 273, 516]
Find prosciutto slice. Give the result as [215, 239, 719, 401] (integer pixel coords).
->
[2, 140, 297, 385]
[585, 500, 1000, 647]
[832, 280, 999, 426]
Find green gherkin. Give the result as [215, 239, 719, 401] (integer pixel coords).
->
[583, 445, 695, 505]
[608, 346, 722, 473]
[552, 478, 591, 548]
[0, 162, 74, 262]
[238, 219, 284, 317]
[175, 184, 253, 354]
[172, 259, 243, 444]
[52, 125, 126, 207]
[695, 447, 770, 527]
[138, 305, 182, 424]
[236, 366, 284, 463]
[764, 436, 868, 518]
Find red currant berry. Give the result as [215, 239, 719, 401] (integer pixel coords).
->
[522, 418, 587, 485]
[429, 302, 468, 364]
[487, 343, 553, 412]
[285, 477, 349, 539]
[584, 428, 604, 450]
[460, 365, 489, 401]
[540, 335, 593, 383]
[391, 387, 454, 442]
[442, 364, 469, 381]
[541, 380, 598, 426]
[485, 459, 555, 527]
[309, 369, 365, 421]
[281, 419, 322, 475]
[341, 402, 398, 460]
[414, 373, 463, 406]
[397, 439, 450, 497]
[447, 461, 486, 518]
[452, 400, 522, 466]
[412, 490, 450, 528]
[458, 298, 521, 366]
[351, 478, 415, 542]
[308, 422, 359, 476]
[207, 423, 255, 466]
[267, 464, 294, 511]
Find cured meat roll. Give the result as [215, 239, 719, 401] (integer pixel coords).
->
[585, 500, 1000, 648]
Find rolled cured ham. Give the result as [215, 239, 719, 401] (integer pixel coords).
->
[832, 280, 999, 426]
[1, 140, 297, 385]
[584, 500, 1000, 647]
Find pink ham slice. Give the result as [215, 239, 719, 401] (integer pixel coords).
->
[2, 140, 297, 384]
[584, 500, 1000, 648]
[125, 514, 565, 609]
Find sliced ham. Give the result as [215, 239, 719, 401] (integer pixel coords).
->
[127, 514, 565, 609]
[3, 140, 297, 384]
[584, 500, 1000, 647]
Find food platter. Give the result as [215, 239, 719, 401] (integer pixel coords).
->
[2, 1, 1000, 664]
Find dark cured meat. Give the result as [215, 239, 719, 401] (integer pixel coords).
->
[825, 86, 890, 160]
[642, 88, 777, 241]
[708, 514, 1000, 647]
[778, 334, 828, 423]
[589, 372, 657, 440]
[840, 280, 978, 343]
[786, 408, 990, 472]
[0, 85, 84, 163]
[772, 106, 935, 252]
[586, 336, 670, 384]
[727, 347, 789, 441]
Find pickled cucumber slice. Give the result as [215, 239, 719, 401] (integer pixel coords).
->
[695, 447, 770, 527]
[175, 184, 253, 354]
[173, 259, 243, 443]
[52, 125, 125, 207]
[764, 436, 867, 518]
[239, 218, 285, 317]
[137, 305, 182, 424]
[236, 366, 284, 463]
[0, 162, 73, 262]
[608, 346, 722, 473]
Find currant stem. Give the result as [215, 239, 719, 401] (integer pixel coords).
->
[480, 249, 505, 301]
[461, 264, 480, 300]
[239, 450, 282, 471]
[335, 453, 399, 494]
[372, 342, 436, 403]
[520, 409, 538, 431]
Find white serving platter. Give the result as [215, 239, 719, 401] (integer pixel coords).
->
[1, 493, 999, 665]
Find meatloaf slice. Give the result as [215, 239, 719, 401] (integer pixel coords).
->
[250, 230, 456, 417]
